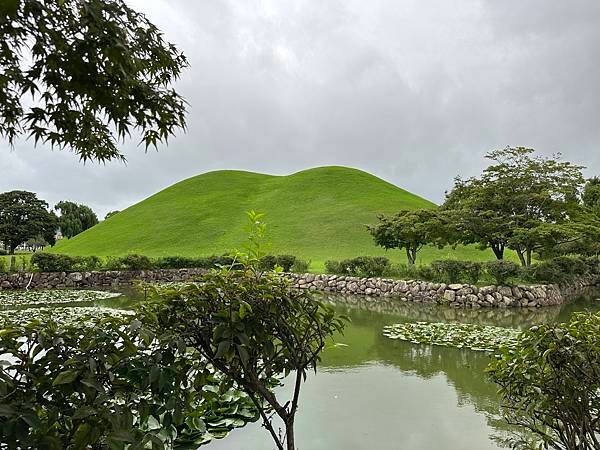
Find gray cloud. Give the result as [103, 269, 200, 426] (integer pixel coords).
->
[2, 0, 599, 217]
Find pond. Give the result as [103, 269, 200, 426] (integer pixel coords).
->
[1, 287, 598, 449]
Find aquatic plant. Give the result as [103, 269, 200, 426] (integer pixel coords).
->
[383, 321, 521, 352]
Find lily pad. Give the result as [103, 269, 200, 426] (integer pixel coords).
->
[383, 322, 521, 353]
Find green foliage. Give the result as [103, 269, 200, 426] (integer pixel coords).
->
[290, 259, 310, 273]
[258, 255, 297, 272]
[139, 212, 347, 450]
[31, 252, 100, 272]
[0, 316, 257, 448]
[324, 256, 390, 277]
[0, 0, 187, 162]
[106, 254, 154, 271]
[582, 177, 600, 216]
[55, 201, 99, 238]
[369, 209, 448, 265]
[431, 260, 467, 283]
[0, 190, 57, 254]
[325, 259, 343, 274]
[484, 260, 520, 285]
[464, 261, 482, 284]
[104, 210, 120, 220]
[443, 147, 589, 265]
[487, 312, 600, 450]
[524, 256, 593, 285]
[0, 257, 6, 273]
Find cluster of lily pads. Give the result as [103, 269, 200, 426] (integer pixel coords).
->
[0, 306, 134, 327]
[0, 289, 122, 308]
[383, 321, 521, 352]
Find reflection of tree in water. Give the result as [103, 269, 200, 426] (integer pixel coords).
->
[317, 291, 600, 447]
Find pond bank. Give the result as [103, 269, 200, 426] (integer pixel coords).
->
[0, 269, 597, 308]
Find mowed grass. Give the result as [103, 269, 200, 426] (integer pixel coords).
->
[52, 166, 507, 271]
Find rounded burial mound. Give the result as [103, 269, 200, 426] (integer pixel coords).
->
[53, 166, 437, 266]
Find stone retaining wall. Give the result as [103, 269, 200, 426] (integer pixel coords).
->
[0, 269, 597, 308]
[0, 268, 206, 290]
[287, 273, 599, 308]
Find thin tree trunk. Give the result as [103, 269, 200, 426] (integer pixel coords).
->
[285, 417, 295, 450]
[526, 249, 532, 267]
[406, 247, 415, 265]
[491, 243, 504, 260]
[516, 249, 526, 267]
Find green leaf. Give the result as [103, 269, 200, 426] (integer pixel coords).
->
[53, 369, 80, 386]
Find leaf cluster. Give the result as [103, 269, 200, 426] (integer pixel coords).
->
[0, 0, 188, 161]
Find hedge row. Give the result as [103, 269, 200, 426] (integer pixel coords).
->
[20, 253, 311, 274]
[324, 256, 600, 285]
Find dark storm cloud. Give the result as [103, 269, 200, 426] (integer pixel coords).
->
[2, 0, 600, 217]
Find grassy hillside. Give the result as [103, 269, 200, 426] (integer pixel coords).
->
[52, 166, 501, 270]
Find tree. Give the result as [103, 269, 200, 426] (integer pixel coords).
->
[0, 190, 57, 253]
[105, 210, 120, 220]
[368, 209, 447, 265]
[55, 200, 98, 238]
[487, 311, 600, 450]
[140, 212, 347, 450]
[583, 177, 600, 216]
[443, 147, 586, 266]
[0, 0, 188, 162]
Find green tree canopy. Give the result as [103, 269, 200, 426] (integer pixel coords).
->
[55, 200, 98, 238]
[0, 190, 57, 253]
[368, 209, 447, 265]
[443, 147, 588, 265]
[582, 177, 600, 216]
[0, 0, 188, 162]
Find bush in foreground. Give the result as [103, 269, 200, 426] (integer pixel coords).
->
[487, 312, 600, 450]
[484, 260, 520, 285]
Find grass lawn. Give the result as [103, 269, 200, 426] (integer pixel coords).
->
[48, 166, 516, 272]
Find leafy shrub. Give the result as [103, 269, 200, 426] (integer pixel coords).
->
[154, 255, 213, 269]
[487, 311, 600, 450]
[431, 260, 467, 283]
[258, 255, 278, 271]
[105, 254, 154, 271]
[525, 256, 591, 284]
[416, 265, 436, 281]
[484, 260, 520, 285]
[257, 255, 297, 272]
[275, 255, 297, 272]
[71, 255, 102, 271]
[325, 260, 343, 274]
[290, 259, 310, 273]
[0, 258, 6, 273]
[464, 262, 482, 284]
[31, 253, 76, 272]
[326, 256, 390, 277]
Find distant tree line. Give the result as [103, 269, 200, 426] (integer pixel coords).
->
[369, 146, 600, 267]
[0, 191, 99, 254]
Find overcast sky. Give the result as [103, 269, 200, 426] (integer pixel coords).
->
[2, 0, 600, 218]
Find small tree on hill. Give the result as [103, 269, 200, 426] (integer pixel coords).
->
[0, 190, 57, 253]
[368, 209, 448, 265]
[55, 201, 99, 238]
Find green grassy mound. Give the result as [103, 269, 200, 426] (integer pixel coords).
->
[52, 166, 499, 270]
